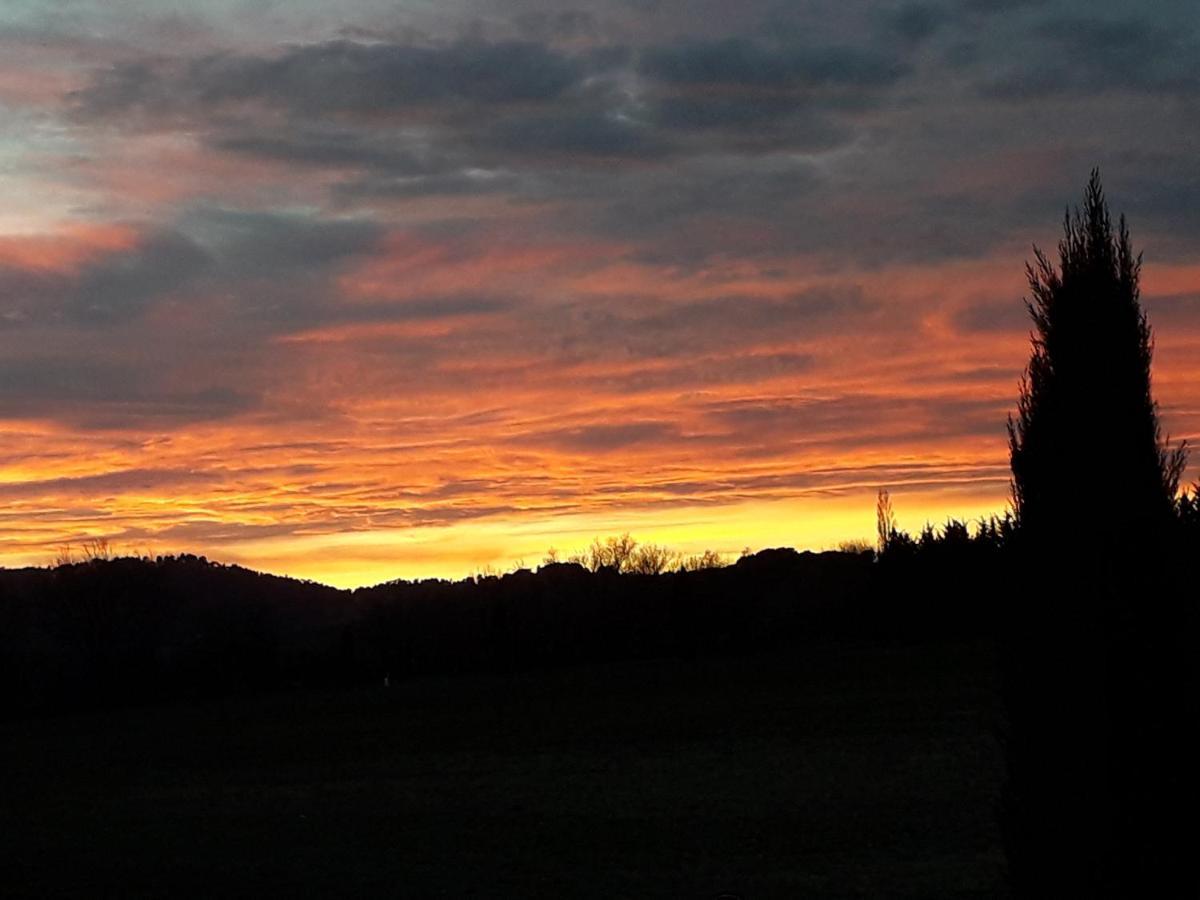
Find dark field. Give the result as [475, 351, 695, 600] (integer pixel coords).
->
[2, 639, 1005, 898]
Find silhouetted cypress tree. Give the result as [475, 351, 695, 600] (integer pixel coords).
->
[1002, 171, 1195, 896]
[1008, 169, 1185, 536]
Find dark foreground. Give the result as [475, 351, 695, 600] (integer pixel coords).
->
[2, 639, 1004, 898]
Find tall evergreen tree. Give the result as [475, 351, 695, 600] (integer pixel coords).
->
[1001, 171, 1195, 896]
[1008, 169, 1186, 537]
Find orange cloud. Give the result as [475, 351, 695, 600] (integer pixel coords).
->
[0, 224, 140, 271]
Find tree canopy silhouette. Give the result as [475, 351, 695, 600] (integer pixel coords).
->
[1001, 171, 1197, 896]
[1007, 169, 1186, 538]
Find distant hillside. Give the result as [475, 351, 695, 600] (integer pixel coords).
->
[0, 541, 1005, 717]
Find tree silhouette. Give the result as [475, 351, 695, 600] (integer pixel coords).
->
[1001, 171, 1195, 896]
[875, 489, 895, 554]
[1008, 169, 1186, 536]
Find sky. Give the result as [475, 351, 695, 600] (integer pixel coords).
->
[0, 0, 1198, 587]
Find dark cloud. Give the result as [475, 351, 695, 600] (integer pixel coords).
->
[648, 92, 811, 133]
[0, 357, 255, 428]
[542, 287, 877, 370]
[0, 229, 210, 326]
[978, 15, 1200, 98]
[513, 10, 603, 42]
[332, 170, 522, 200]
[884, 3, 949, 43]
[905, 365, 1021, 388]
[516, 421, 679, 452]
[0, 268, 68, 327]
[0, 213, 384, 333]
[562, 165, 1029, 267]
[962, 0, 1039, 11]
[575, 352, 816, 395]
[71, 231, 210, 324]
[209, 129, 452, 174]
[466, 388, 1014, 476]
[69, 22, 915, 187]
[952, 298, 1032, 334]
[381, 295, 513, 321]
[642, 288, 875, 337]
[71, 39, 590, 122]
[639, 37, 906, 89]
[529, 155, 825, 247]
[184, 209, 384, 275]
[1143, 293, 1200, 331]
[1120, 177, 1200, 256]
[631, 460, 1009, 501]
[213, 99, 677, 180]
[0, 467, 220, 500]
[278, 293, 513, 336]
[701, 393, 1010, 448]
[481, 108, 675, 161]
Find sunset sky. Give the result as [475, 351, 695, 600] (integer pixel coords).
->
[0, 0, 1197, 587]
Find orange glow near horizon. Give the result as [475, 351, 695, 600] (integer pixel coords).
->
[0, 217, 1195, 588]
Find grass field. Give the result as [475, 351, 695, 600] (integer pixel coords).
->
[2, 639, 1006, 898]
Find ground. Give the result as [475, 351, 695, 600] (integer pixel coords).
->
[2, 639, 1005, 898]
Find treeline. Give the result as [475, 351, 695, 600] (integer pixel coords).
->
[0, 522, 1020, 718]
[3, 492, 1194, 720]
